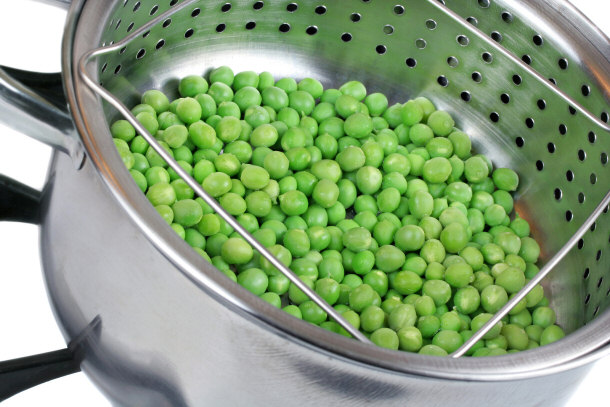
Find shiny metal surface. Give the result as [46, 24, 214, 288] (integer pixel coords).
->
[21, 0, 610, 404]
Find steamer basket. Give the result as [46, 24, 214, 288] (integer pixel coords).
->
[22, 0, 610, 404]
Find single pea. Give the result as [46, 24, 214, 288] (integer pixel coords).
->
[444, 262, 474, 288]
[492, 168, 519, 191]
[532, 306, 556, 328]
[440, 222, 469, 254]
[221, 238, 253, 265]
[361, 305, 386, 333]
[427, 110, 455, 136]
[202, 172, 232, 197]
[376, 245, 406, 273]
[397, 326, 423, 352]
[335, 146, 366, 172]
[540, 325, 565, 346]
[236, 267, 268, 296]
[172, 199, 203, 227]
[146, 182, 177, 206]
[349, 283, 381, 313]
[495, 266, 525, 293]
[310, 159, 343, 183]
[376, 188, 401, 213]
[365, 93, 388, 117]
[417, 315, 441, 339]
[409, 124, 434, 147]
[409, 190, 434, 219]
[401, 100, 424, 126]
[519, 237, 540, 263]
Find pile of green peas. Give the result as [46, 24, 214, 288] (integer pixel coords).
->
[111, 66, 565, 356]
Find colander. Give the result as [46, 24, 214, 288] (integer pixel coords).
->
[0, 0, 609, 405]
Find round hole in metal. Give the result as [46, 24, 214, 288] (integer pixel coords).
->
[601, 152, 608, 165]
[466, 16, 478, 26]
[416, 39, 427, 49]
[133, 1, 141, 12]
[315, 5, 326, 14]
[393, 5, 405, 15]
[601, 112, 609, 123]
[306, 26, 318, 35]
[155, 39, 165, 49]
[512, 74, 522, 85]
[565, 210, 573, 222]
[490, 112, 499, 122]
[461, 91, 471, 102]
[101, 62, 107, 73]
[554, 188, 562, 201]
[566, 170, 574, 182]
[559, 124, 567, 135]
[457, 35, 469, 46]
[114, 65, 122, 74]
[581, 85, 591, 96]
[279, 23, 291, 32]
[491, 31, 502, 42]
[405, 58, 417, 68]
[376, 45, 387, 54]
[286, 3, 297, 12]
[163, 18, 171, 28]
[501, 11, 513, 23]
[253, 1, 264, 10]
[245, 21, 256, 30]
[184, 28, 194, 38]
[150, 5, 159, 15]
[536, 160, 544, 171]
[341, 32, 353, 42]
[583, 267, 589, 278]
[533, 34, 543, 46]
[591, 222, 597, 232]
[547, 143, 555, 153]
[136, 48, 146, 59]
[578, 149, 586, 161]
[351, 13, 361, 22]
[558, 58, 568, 69]
[500, 93, 510, 104]
[515, 136, 524, 147]
[599, 277, 605, 288]
[525, 117, 534, 128]
[221, 3, 231, 12]
[384, 25, 394, 34]
[568, 106, 576, 115]
[522, 54, 532, 65]
[478, 0, 490, 7]
[447, 56, 459, 67]
[437, 76, 448, 87]
[191, 8, 200, 17]
[426, 19, 437, 30]
[590, 173, 597, 184]
[548, 78, 557, 85]
[482, 52, 493, 63]
[537, 99, 546, 110]
[216, 23, 226, 32]
[578, 192, 585, 204]
[472, 72, 482, 83]
[596, 250, 602, 261]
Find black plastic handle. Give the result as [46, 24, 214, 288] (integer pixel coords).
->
[0, 174, 83, 399]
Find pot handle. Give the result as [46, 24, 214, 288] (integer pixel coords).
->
[0, 175, 83, 400]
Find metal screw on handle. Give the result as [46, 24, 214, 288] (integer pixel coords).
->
[77, 0, 372, 345]
[452, 189, 610, 357]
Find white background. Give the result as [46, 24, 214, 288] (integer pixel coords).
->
[0, 1, 608, 406]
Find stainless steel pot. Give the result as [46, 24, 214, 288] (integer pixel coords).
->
[1, 0, 609, 405]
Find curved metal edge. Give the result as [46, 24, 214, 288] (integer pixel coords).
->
[61, 0, 610, 383]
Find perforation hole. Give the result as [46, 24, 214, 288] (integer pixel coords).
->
[490, 112, 499, 123]
[315, 5, 326, 14]
[536, 160, 544, 171]
[565, 210, 573, 222]
[437, 76, 448, 87]
[150, 5, 159, 15]
[500, 93, 510, 104]
[406, 58, 417, 68]
[533, 34, 543, 46]
[591, 222, 597, 232]
[547, 143, 555, 153]
[253, 1, 264, 10]
[127, 22, 135, 32]
[351, 13, 361, 22]
[136, 49, 146, 59]
[578, 149, 586, 161]
[478, 0, 490, 7]
[169, 0, 178, 5]
[501, 11, 513, 23]
[376, 45, 386, 54]
[491, 31, 502, 42]
[578, 192, 585, 203]
[457, 35, 469, 46]
[279, 23, 291, 33]
[384, 25, 394, 34]
[585, 293, 591, 305]
[525, 118, 534, 128]
[461, 91, 471, 102]
[142, 30, 150, 38]
[155, 39, 165, 50]
[184, 28, 194, 38]
[581, 85, 591, 96]
[590, 173, 597, 184]
[537, 99, 546, 110]
[216, 23, 226, 32]
[593, 305, 600, 316]
[394, 5, 405, 15]
[554, 188, 562, 201]
[466, 16, 478, 26]
[133, 1, 141, 12]
[558, 58, 568, 69]
[191, 8, 200, 17]
[559, 124, 567, 135]
[598, 277, 604, 288]
[115, 19, 122, 30]
[221, 3, 232, 12]
[245, 21, 256, 30]
[515, 137, 524, 148]
[114, 65, 122, 75]
[602, 152, 608, 165]
[583, 267, 589, 278]
[286, 3, 297, 12]
[306, 26, 318, 35]
[426, 19, 437, 30]
[447, 56, 459, 67]
[512, 74, 522, 85]
[569, 106, 576, 115]
[472, 72, 482, 83]
[549, 78, 557, 85]
[341, 33, 353, 42]
[522, 54, 532, 65]
[163, 18, 172, 28]
[597, 250, 602, 261]
[482, 52, 493, 63]
[602, 112, 609, 123]
[566, 170, 574, 182]
[416, 39, 427, 49]
[101, 62, 108, 73]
